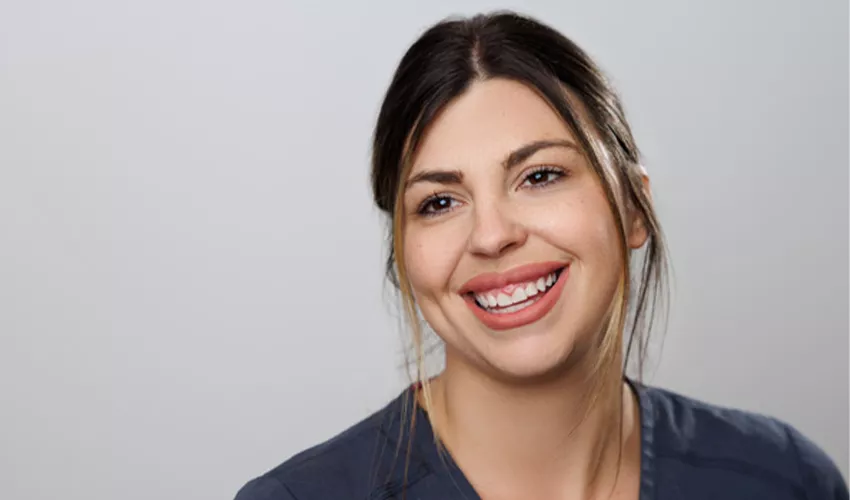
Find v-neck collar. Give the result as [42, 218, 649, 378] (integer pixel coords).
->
[382, 378, 657, 500]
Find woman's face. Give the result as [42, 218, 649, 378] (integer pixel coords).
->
[402, 78, 647, 381]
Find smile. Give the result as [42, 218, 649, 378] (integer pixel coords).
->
[472, 268, 563, 312]
[459, 261, 569, 331]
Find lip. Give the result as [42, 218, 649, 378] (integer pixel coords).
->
[460, 262, 570, 331]
[458, 261, 568, 294]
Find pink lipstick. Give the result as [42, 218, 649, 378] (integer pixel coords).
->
[459, 261, 569, 331]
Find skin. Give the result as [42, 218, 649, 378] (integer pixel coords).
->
[401, 78, 650, 499]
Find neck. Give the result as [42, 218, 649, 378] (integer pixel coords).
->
[424, 349, 638, 499]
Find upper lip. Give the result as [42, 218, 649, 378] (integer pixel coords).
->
[458, 261, 568, 294]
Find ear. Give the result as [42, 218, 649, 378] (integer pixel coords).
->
[626, 167, 651, 250]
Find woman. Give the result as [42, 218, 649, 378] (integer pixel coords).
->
[236, 12, 847, 500]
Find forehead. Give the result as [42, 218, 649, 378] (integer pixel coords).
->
[410, 78, 577, 174]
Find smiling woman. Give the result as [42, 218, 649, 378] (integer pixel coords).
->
[234, 11, 847, 500]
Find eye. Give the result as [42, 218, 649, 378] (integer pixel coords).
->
[417, 194, 461, 217]
[520, 166, 567, 189]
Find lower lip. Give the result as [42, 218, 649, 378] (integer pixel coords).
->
[463, 266, 569, 331]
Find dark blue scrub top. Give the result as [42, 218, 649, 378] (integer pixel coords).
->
[235, 380, 848, 499]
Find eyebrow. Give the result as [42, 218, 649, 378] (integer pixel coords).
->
[502, 139, 578, 170]
[405, 138, 578, 190]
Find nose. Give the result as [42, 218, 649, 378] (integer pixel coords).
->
[467, 199, 527, 258]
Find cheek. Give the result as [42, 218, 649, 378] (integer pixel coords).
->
[525, 187, 622, 265]
[403, 220, 468, 300]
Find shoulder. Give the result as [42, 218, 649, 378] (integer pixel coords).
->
[233, 391, 414, 500]
[640, 383, 848, 499]
[234, 476, 294, 500]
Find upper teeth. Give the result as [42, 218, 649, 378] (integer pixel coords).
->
[474, 271, 559, 309]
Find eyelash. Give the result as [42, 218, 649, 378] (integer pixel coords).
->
[415, 166, 568, 217]
[417, 192, 460, 217]
[520, 166, 568, 189]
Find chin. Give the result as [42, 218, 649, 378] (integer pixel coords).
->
[436, 295, 599, 384]
[479, 332, 583, 384]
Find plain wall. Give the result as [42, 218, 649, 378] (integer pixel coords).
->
[0, 1, 846, 499]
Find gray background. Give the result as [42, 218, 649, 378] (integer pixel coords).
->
[0, 1, 846, 499]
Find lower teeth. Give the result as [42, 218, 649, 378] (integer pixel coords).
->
[488, 296, 540, 314]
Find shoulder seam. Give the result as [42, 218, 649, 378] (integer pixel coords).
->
[270, 476, 301, 500]
[656, 451, 808, 500]
[782, 420, 812, 500]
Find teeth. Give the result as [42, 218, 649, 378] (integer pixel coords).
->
[472, 268, 563, 311]
[490, 299, 536, 314]
[536, 278, 546, 292]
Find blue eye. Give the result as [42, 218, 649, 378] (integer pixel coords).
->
[418, 195, 459, 216]
[522, 167, 566, 188]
